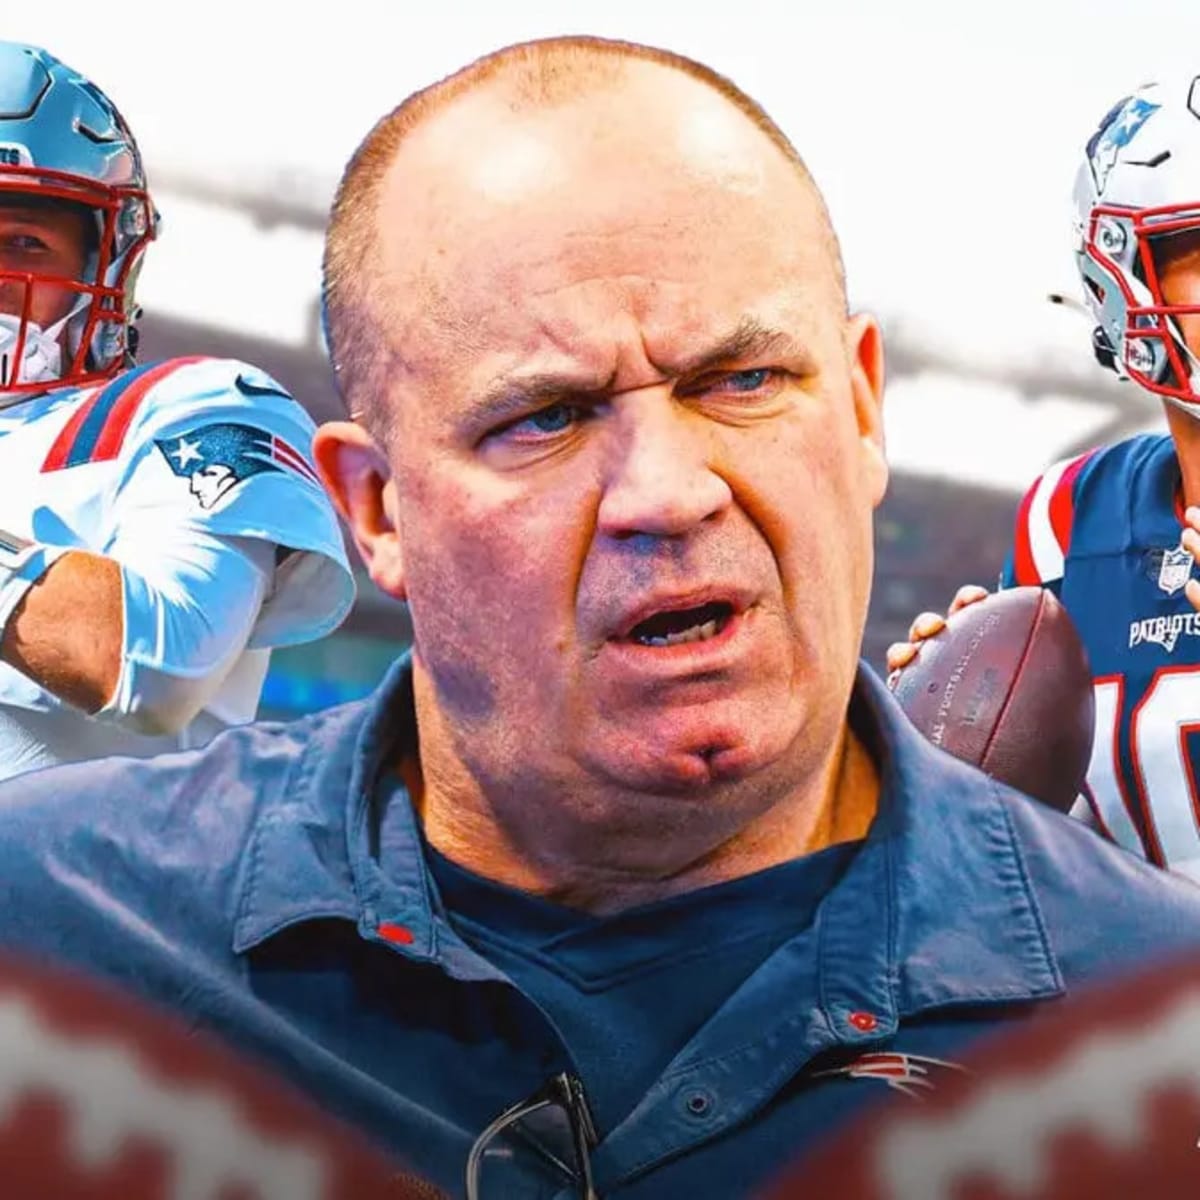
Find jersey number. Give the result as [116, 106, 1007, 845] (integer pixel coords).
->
[1089, 668, 1200, 875]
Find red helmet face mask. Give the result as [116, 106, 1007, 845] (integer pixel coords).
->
[0, 166, 156, 396]
[1082, 201, 1200, 406]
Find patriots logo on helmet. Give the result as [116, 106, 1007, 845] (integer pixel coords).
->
[1087, 95, 1161, 191]
[155, 422, 320, 510]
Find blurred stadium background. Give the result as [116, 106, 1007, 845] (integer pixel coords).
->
[10, 0, 1198, 716]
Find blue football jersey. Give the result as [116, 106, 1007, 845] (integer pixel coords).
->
[1001, 433, 1200, 878]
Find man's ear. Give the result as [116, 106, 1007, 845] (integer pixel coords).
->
[312, 421, 407, 600]
[846, 311, 888, 508]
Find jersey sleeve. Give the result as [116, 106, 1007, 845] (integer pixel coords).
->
[999, 450, 1098, 595]
[89, 357, 354, 648]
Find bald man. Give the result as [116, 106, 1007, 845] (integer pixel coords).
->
[1, 36, 1199, 1200]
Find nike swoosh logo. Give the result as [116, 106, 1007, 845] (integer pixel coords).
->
[235, 373, 294, 402]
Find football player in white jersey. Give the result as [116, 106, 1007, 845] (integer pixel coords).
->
[0, 41, 354, 779]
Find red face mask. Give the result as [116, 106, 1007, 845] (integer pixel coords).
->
[1084, 201, 1200, 405]
[0, 166, 155, 396]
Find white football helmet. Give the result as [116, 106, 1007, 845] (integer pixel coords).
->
[0, 42, 159, 397]
[1074, 75, 1200, 407]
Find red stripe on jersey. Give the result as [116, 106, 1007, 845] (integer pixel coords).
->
[90, 356, 207, 463]
[1047, 451, 1096, 559]
[272, 435, 320, 484]
[1011, 475, 1041, 585]
[41, 388, 104, 472]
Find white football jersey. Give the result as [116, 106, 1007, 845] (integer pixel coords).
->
[0, 356, 354, 777]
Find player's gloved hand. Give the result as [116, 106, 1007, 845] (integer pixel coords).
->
[1183, 507, 1200, 613]
[884, 584, 991, 688]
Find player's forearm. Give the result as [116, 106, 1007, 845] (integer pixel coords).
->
[0, 530, 272, 734]
[1, 550, 122, 713]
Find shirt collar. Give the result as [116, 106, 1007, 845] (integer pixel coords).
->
[233, 653, 437, 956]
[233, 655, 1064, 1017]
[813, 666, 1063, 1047]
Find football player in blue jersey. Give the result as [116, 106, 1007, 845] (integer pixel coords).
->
[0, 41, 354, 779]
[888, 72, 1200, 881]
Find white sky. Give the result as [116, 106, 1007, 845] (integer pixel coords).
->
[7, 0, 1200, 486]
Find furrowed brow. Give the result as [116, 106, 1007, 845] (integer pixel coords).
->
[473, 371, 612, 423]
[668, 320, 814, 377]
[470, 320, 811, 423]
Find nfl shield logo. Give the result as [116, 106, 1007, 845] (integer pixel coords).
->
[1158, 545, 1194, 595]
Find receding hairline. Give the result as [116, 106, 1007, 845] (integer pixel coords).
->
[322, 35, 847, 430]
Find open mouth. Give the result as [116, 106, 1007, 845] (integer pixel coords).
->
[626, 601, 735, 647]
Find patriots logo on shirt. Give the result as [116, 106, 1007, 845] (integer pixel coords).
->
[155, 423, 320, 510]
[1087, 95, 1161, 191]
[810, 1052, 968, 1100]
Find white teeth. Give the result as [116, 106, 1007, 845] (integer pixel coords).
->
[638, 618, 721, 647]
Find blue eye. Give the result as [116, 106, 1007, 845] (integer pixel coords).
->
[524, 403, 579, 434]
[724, 368, 771, 391]
[483, 400, 591, 449]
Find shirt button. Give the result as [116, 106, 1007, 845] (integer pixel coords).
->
[847, 1010, 879, 1033]
[679, 1088, 717, 1119]
[377, 921, 415, 945]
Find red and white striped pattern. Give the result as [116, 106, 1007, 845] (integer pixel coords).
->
[271, 435, 321, 486]
[1011, 451, 1097, 585]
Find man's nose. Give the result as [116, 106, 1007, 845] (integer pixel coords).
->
[595, 395, 732, 540]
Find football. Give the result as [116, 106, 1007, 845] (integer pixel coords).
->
[0, 951, 447, 1199]
[760, 949, 1200, 1200]
[889, 587, 1094, 813]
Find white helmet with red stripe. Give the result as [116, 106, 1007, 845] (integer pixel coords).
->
[1074, 74, 1200, 409]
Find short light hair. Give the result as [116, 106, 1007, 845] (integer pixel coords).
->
[322, 35, 846, 440]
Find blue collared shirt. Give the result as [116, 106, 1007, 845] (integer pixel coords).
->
[2, 657, 1200, 1198]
